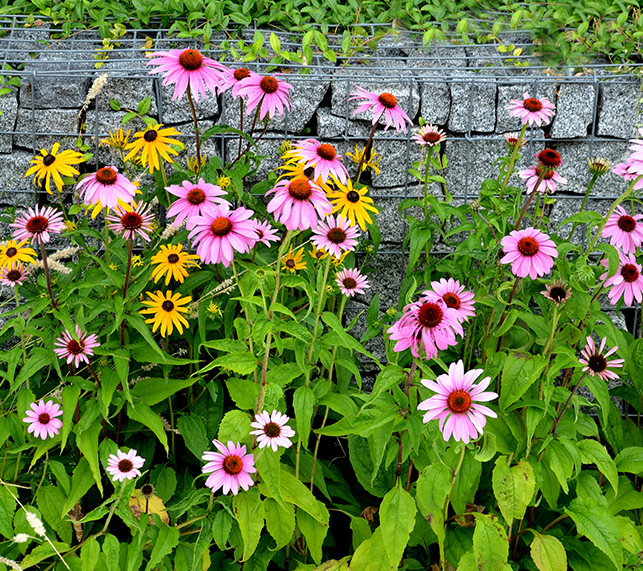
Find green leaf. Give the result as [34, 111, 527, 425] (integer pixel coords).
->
[81, 537, 101, 571]
[190, 518, 213, 571]
[499, 353, 546, 412]
[132, 377, 199, 406]
[380, 486, 416, 568]
[348, 435, 395, 498]
[269, 32, 281, 53]
[0, 486, 15, 539]
[614, 446, 643, 474]
[62, 458, 95, 517]
[255, 449, 285, 509]
[218, 410, 252, 445]
[279, 468, 329, 525]
[145, 521, 180, 571]
[61, 384, 81, 451]
[298, 509, 327, 565]
[213, 509, 232, 550]
[137, 96, 151, 115]
[472, 513, 509, 571]
[177, 414, 209, 460]
[578, 440, 619, 493]
[127, 400, 169, 454]
[451, 450, 481, 514]
[530, 532, 567, 571]
[616, 515, 643, 555]
[293, 386, 314, 449]
[264, 499, 295, 550]
[416, 463, 451, 545]
[201, 351, 258, 375]
[76, 416, 104, 495]
[492, 457, 535, 523]
[103, 534, 120, 571]
[233, 488, 264, 561]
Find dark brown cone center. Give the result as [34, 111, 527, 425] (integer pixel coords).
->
[234, 68, 251, 81]
[588, 354, 607, 373]
[417, 302, 443, 328]
[96, 167, 118, 185]
[26, 216, 48, 234]
[211, 217, 233, 236]
[167, 253, 180, 264]
[67, 339, 85, 355]
[343, 277, 358, 289]
[43, 155, 56, 166]
[443, 292, 461, 309]
[141, 484, 155, 497]
[549, 286, 566, 302]
[317, 144, 336, 161]
[285, 259, 296, 268]
[264, 422, 281, 437]
[179, 49, 203, 71]
[38, 413, 51, 424]
[223, 455, 243, 475]
[143, 130, 158, 142]
[538, 149, 562, 168]
[327, 228, 347, 244]
[347, 190, 360, 203]
[447, 390, 472, 413]
[289, 179, 313, 200]
[535, 166, 555, 180]
[523, 98, 543, 112]
[423, 131, 441, 143]
[378, 92, 397, 108]
[7, 269, 21, 281]
[617, 215, 637, 233]
[621, 263, 639, 283]
[161, 300, 175, 312]
[5, 247, 17, 257]
[118, 459, 134, 472]
[187, 188, 206, 205]
[121, 212, 143, 230]
[517, 237, 539, 257]
[260, 76, 279, 94]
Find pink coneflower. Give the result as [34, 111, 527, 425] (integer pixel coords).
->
[252, 220, 279, 246]
[166, 178, 229, 226]
[106, 449, 145, 482]
[236, 74, 293, 120]
[508, 92, 556, 127]
[146, 48, 228, 102]
[250, 411, 296, 452]
[311, 215, 359, 259]
[430, 278, 475, 322]
[349, 86, 413, 132]
[536, 149, 563, 170]
[612, 158, 643, 191]
[266, 177, 332, 231]
[500, 228, 558, 279]
[387, 292, 463, 360]
[76, 166, 137, 209]
[504, 132, 526, 149]
[601, 205, 643, 254]
[0, 262, 31, 286]
[413, 125, 446, 147]
[518, 165, 567, 194]
[106, 203, 155, 242]
[600, 251, 643, 307]
[219, 67, 260, 98]
[10, 206, 66, 245]
[417, 360, 497, 444]
[336, 268, 370, 297]
[579, 336, 624, 382]
[23, 400, 63, 440]
[202, 440, 256, 495]
[187, 203, 256, 267]
[53, 324, 100, 368]
[289, 139, 349, 184]
[541, 280, 572, 305]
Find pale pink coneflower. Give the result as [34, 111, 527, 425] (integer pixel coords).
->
[311, 215, 359, 259]
[106, 202, 155, 242]
[10, 205, 66, 245]
[504, 132, 526, 149]
[252, 220, 279, 246]
[413, 125, 446, 147]
[600, 251, 643, 307]
[289, 139, 349, 184]
[146, 48, 228, 102]
[429, 278, 475, 322]
[518, 165, 567, 194]
[266, 177, 332, 231]
[507, 92, 556, 127]
[23, 400, 63, 440]
[500, 228, 558, 280]
[417, 360, 498, 444]
[53, 324, 100, 368]
[250, 411, 296, 452]
[166, 178, 229, 227]
[612, 158, 643, 191]
[236, 74, 293, 120]
[601, 205, 643, 254]
[336, 268, 370, 297]
[187, 203, 256, 267]
[106, 449, 145, 482]
[202, 440, 256, 495]
[349, 86, 413, 133]
[0, 262, 31, 287]
[218, 67, 260, 98]
[579, 336, 624, 382]
[76, 166, 137, 209]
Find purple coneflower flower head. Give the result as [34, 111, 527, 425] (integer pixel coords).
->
[387, 292, 463, 360]
[187, 203, 256, 267]
[53, 324, 100, 368]
[518, 165, 567, 194]
[536, 149, 563, 171]
[219, 67, 260, 98]
[0, 262, 31, 287]
[579, 336, 624, 382]
[250, 411, 296, 452]
[417, 360, 498, 444]
[202, 440, 256, 495]
[349, 86, 413, 133]
[10, 206, 66, 245]
[166, 178, 229, 227]
[289, 139, 349, 184]
[236, 74, 293, 120]
[504, 132, 526, 149]
[23, 400, 63, 440]
[106, 449, 145, 482]
[600, 251, 643, 307]
[336, 268, 370, 297]
[601, 205, 643, 254]
[106, 202, 155, 242]
[252, 220, 279, 246]
[508, 92, 555, 127]
[429, 278, 475, 322]
[413, 125, 446, 147]
[541, 280, 572, 305]
[266, 177, 332, 231]
[500, 228, 558, 279]
[76, 166, 137, 209]
[311, 215, 359, 259]
[146, 48, 228, 102]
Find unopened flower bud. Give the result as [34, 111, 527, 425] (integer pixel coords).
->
[587, 157, 611, 176]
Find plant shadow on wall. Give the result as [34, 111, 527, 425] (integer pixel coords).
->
[2, 45, 643, 571]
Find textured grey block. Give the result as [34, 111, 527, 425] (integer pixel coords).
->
[95, 59, 158, 116]
[161, 84, 219, 125]
[464, 45, 504, 70]
[407, 43, 467, 73]
[225, 137, 283, 184]
[448, 71, 497, 133]
[370, 130, 422, 189]
[0, 91, 18, 153]
[6, 24, 51, 64]
[14, 107, 80, 150]
[597, 82, 640, 140]
[420, 80, 450, 125]
[496, 83, 558, 133]
[373, 198, 405, 244]
[550, 83, 596, 139]
[316, 107, 372, 139]
[0, 149, 40, 197]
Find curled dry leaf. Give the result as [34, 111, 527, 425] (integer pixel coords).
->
[128, 489, 169, 525]
[360, 506, 378, 523]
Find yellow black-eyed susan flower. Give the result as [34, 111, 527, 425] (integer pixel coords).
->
[140, 290, 191, 337]
[326, 178, 379, 232]
[150, 244, 200, 285]
[24, 143, 85, 194]
[124, 124, 184, 173]
[281, 245, 306, 273]
[0, 239, 37, 268]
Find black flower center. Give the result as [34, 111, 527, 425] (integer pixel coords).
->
[161, 300, 175, 312]
[417, 302, 443, 328]
[167, 253, 180, 264]
[621, 263, 639, 283]
[588, 354, 607, 373]
[179, 49, 203, 71]
[347, 190, 360, 203]
[423, 131, 441, 143]
[289, 179, 313, 200]
[617, 215, 637, 233]
[523, 98, 543, 112]
[264, 422, 281, 437]
[549, 286, 566, 302]
[260, 76, 279, 94]
[118, 459, 134, 473]
[285, 259, 296, 268]
[378, 92, 397, 109]
[5, 247, 17, 257]
[327, 228, 347, 244]
[223, 455, 243, 475]
[96, 167, 117, 185]
[447, 390, 472, 413]
[143, 130, 158, 142]
[517, 237, 539, 257]
[317, 144, 336, 161]
[7, 270, 21, 281]
[210, 217, 232, 237]
[141, 484, 155, 498]
[43, 155, 56, 166]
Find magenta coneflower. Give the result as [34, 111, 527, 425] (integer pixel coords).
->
[541, 280, 572, 305]
[508, 92, 556, 127]
[500, 228, 558, 279]
[236, 74, 293, 120]
[266, 177, 332, 231]
[202, 440, 256, 495]
[579, 336, 624, 382]
[349, 86, 413, 133]
[250, 410, 296, 452]
[106, 449, 145, 482]
[536, 149, 563, 170]
[413, 125, 446, 147]
[430, 278, 476, 322]
[601, 205, 643, 254]
[53, 324, 100, 368]
[336, 268, 370, 297]
[518, 165, 567, 194]
[311, 215, 359, 259]
[219, 67, 260, 98]
[23, 400, 63, 440]
[146, 48, 228, 102]
[10, 206, 66, 245]
[417, 360, 497, 444]
[612, 159, 643, 191]
[166, 178, 229, 226]
[600, 251, 643, 307]
[187, 203, 256, 267]
[288, 139, 349, 184]
[387, 292, 463, 360]
[106, 203, 154, 242]
[76, 166, 137, 209]
[0, 262, 31, 286]
[252, 220, 279, 246]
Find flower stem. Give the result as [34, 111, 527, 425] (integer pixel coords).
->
[395, 361, 418, 480]
[120, 238, 133, 347]
[101, 483, 126, 534]
[353, 122, 378, 183]
[238, 98, 244, 157]
[499, 123, 528, 200]
[39, 238, 57, 309]
[569, 173, 599, 240]
[515, 172, 546, 230]
[495, 276, 521, 355]
[13, 289, 28, 381]
[551, 371, 588, 435]
[306, 255, 332, 371]
[186, 85, 202, 173]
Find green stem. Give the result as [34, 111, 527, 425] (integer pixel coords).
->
[39, 238, 57, 310]
[515, 171, 546, 230]
[14, 289, 28, 380]
[531, 193, 541, 226]
[306, 255, 332, 371]
[441, 445, 467, 571]
[551, 371, 588, 436]
[120, 238, 133, 347]
[499, 123, 528, 200]
[101, 483, 126, 534]
[186, 85, 202, 173]
[569, 173, 599, 240]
